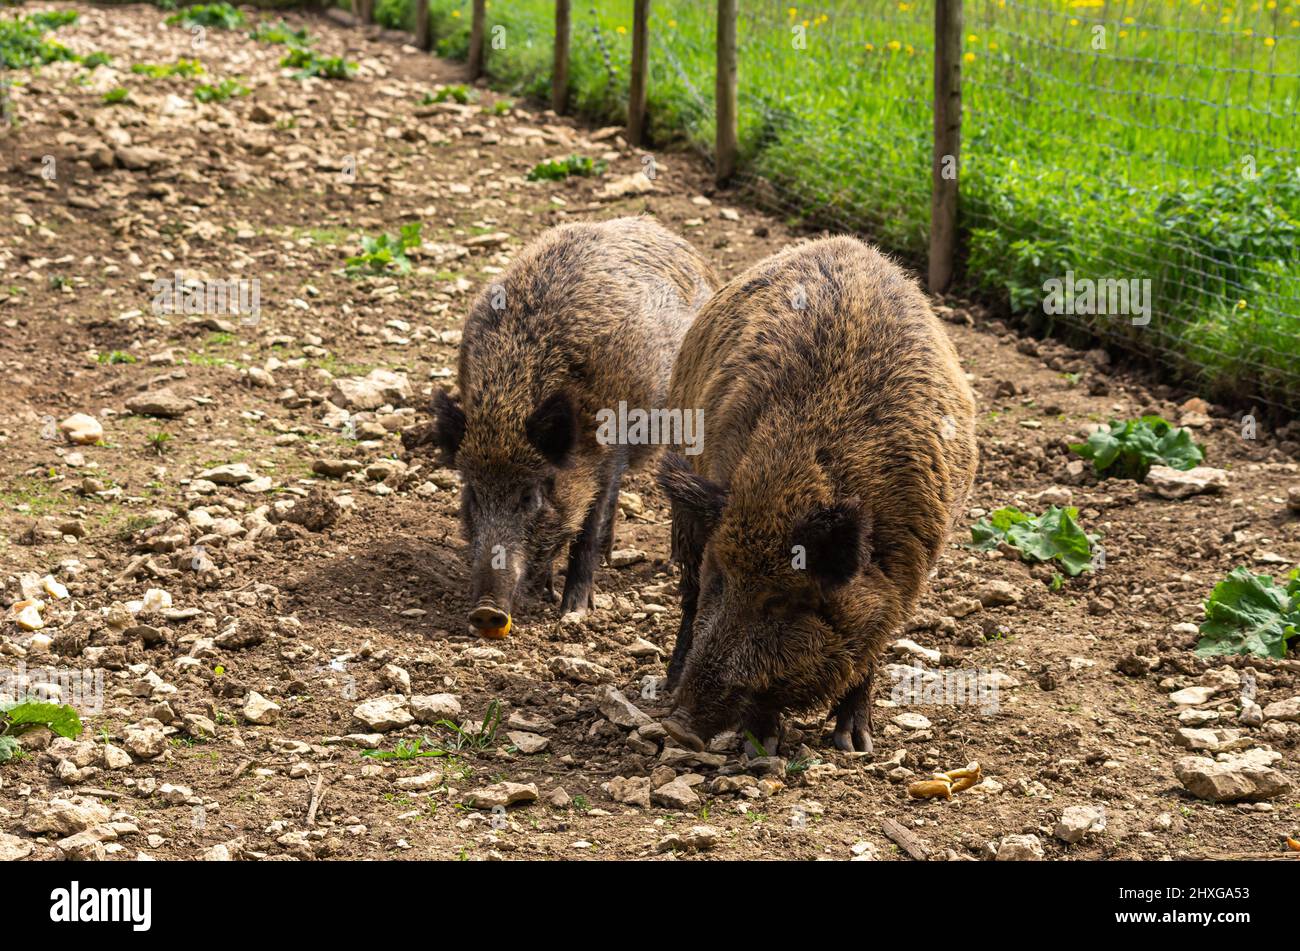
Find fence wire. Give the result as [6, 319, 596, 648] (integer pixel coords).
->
[421, 0, 1300, 415]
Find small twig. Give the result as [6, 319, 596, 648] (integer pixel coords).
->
[306, 775, 325, 826]
[74, 786, 123, 800]
[882, 818, 930, 861]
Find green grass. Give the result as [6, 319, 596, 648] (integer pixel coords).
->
[248, 18, 311, 46]
[414, 0, 1300, 410]
[527, 154, 608, 181]
[0, 9, 80, 69]
[130, 58, 204, 78]
[164, 3, 246, 31]
[281, 47, 355, 80]
[194, 78, 248, 102]
[0, 478, 66, 516]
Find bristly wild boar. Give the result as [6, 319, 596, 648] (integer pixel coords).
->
[656, 236, 977, 755]
[430, 217, 715, 638]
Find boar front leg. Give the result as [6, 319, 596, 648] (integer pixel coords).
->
[831, 674, 874, 754]
[741, 703, 782, 758]
[664, 508, 705, 692]
[527, 561, 556, 603]
[597, 452, 628, 564]
[558, 456, 624, 615]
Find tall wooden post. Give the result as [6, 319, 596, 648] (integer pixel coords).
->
[715, 0, 738, 184]
[553, 0, 571, 113]
[355, 0, 374, 25]
[468, 0, 487, 79]
[627, 0, 651, 145]
[415, 0, 431, 51]
[929, 0, 963, 294]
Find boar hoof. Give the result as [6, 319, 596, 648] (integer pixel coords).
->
[744, 734, 781, 758]
[832, 725, 873, 754]
[661, 717, 705, 752]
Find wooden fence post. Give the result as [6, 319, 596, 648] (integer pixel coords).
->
[553, 0, 571, 113]
[415, 0, 432, 51]
[468, 0, 487, 79]
[627, 0, 650, 145]
[929, 0, 963, 294]
[715, 0, 738, 184]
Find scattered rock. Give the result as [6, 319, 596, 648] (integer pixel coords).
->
[1053, 805, 1106, 844]
[197, 463, 257, 485]
[243, 691, 280, 725]
[466, 782, 538, 809]
[1175, 749, 1292, 803]
[996, 834, 1045, 861]
[1262, 696, 1300, 722]
[352, 694, 413, 732]
[549, 656, 615, 685]
[411, 693, 461, 723]
[608, 548, 646, 567]
[330, 368, 412, 410]
[0, 832, 33, 861]
[651, 778, 700, 810]
[1146, 465, 1228, 499]
[122, 719, 167, 759]
[126, 389, 193, 418]
[507, 731, 549, 754]
[975, 580, 1021, 607]
[604, 775, 652, 807]
[598, 686, 653, 728]
[59, 413, 103, 445]
[23, 796, 112, 836]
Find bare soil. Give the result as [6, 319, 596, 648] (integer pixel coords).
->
[1, 3, 1298, 861]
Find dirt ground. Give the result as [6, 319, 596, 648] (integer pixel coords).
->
[1, 3, 1298, 862]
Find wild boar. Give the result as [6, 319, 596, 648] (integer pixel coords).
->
[429, 217, 715, 638]
[656, 236, 976, 754]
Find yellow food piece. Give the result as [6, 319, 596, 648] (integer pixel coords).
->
[942, 762, 983, 792]
[477, 615, 512, 640]
[907, 778, 953, 801]
[1287, 837, 1300, 852]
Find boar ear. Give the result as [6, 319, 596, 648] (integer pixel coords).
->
[657, 452, 726, 531]
[525, 391, 577, 466]
[792, 500, 872, 589]
[430, 389, 466, 461]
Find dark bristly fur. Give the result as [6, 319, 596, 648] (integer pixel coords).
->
[430, 217, 715, 633]
[657, 236, 977, 754]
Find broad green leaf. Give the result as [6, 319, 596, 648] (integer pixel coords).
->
[967, 505, 1100, 576]
[1195, 566, 1300, 658]
[4, 701, 83, 739]
[1070, 416, 1204, 481]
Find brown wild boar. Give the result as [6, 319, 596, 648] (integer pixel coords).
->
[656, 236, 976, 755]
[429, 217, 715, 638]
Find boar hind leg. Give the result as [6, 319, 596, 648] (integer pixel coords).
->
[832, 676, 874, 754]
[559, 456, 624, 615]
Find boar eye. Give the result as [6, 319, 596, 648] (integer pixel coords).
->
[518, 486, 542, 513]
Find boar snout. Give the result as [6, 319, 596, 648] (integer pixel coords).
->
[468, 603, 510, 629]
[467, 549, 522, 638]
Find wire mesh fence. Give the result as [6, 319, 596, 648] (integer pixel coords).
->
[413, 0, 1298, 414]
